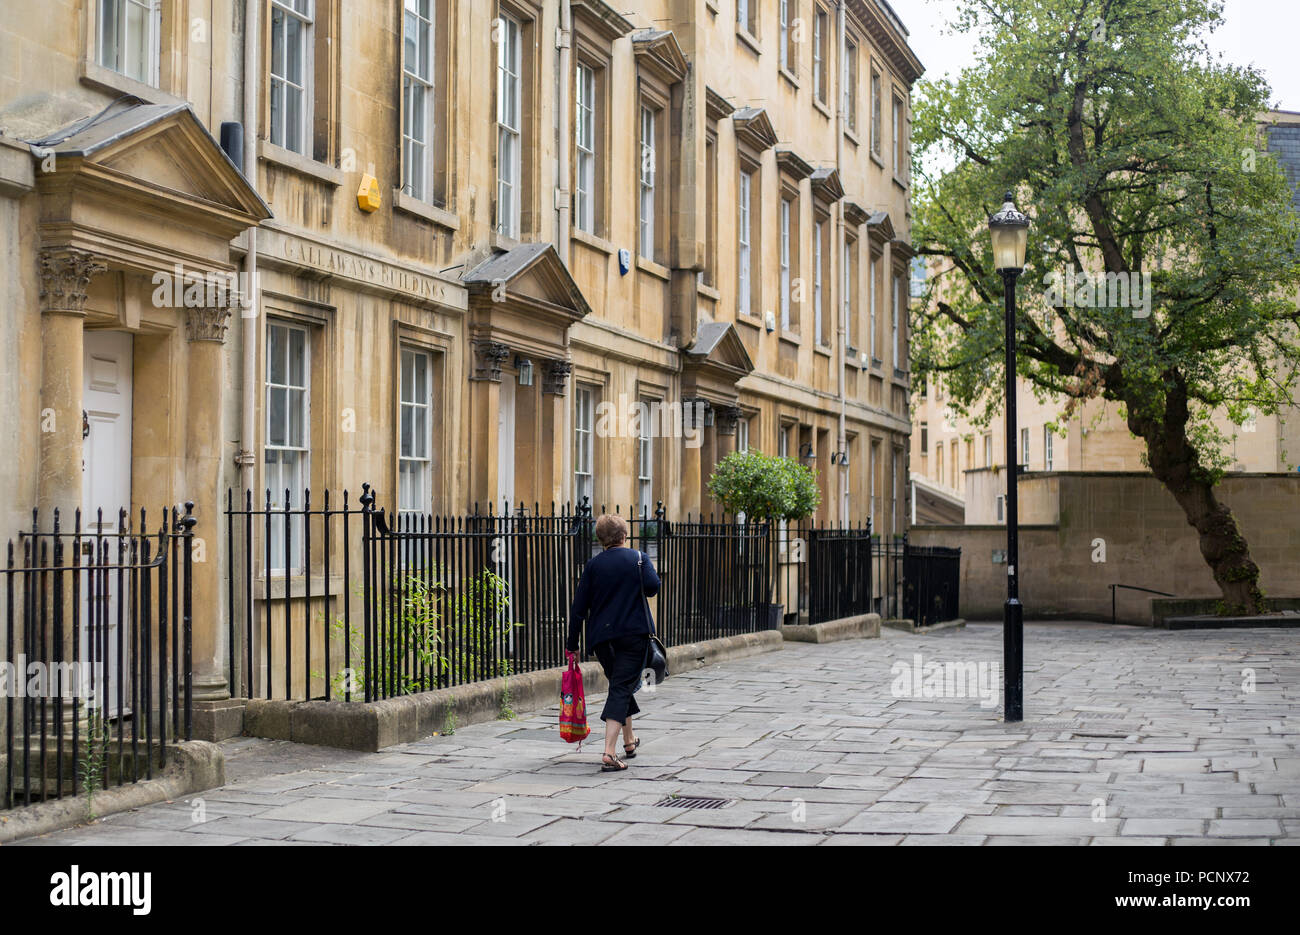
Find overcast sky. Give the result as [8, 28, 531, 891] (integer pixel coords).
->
[903, 0, 1299, 111]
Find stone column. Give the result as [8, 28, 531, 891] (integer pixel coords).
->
[38, 249, 105, 518]
[37, 249, 104, 719]
[185, 298, 234, 702]
[542, 360, 572, 506]
[681, 398, 708, 517]
[469, 340, 509, 508]
[715, 404, 741, 461]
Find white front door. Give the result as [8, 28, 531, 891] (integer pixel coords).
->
[82, 330, 133, 717]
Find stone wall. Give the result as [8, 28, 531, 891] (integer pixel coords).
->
[909, 472, 1300, 623]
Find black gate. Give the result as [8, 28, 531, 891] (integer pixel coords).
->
[902, 544, 962, 627]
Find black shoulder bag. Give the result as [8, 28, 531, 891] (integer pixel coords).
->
[638, 551, 668, 685]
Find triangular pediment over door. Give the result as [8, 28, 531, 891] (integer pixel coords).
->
[32, 100, 271, 273]
[462, 242, 593, 359]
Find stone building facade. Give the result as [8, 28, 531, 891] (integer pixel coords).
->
[0, 1, 921, 702]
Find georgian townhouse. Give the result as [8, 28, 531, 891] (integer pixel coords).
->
[0, 0, 921, 707]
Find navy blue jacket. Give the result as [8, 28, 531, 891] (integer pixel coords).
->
[566, 547, 661, 653]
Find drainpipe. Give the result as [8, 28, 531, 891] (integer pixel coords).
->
[239, 0, 259, 501]
[557, 0, 572, 267]
[835, 0, 848, 522]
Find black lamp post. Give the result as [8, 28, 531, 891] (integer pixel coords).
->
[988, 191, 1030, 723]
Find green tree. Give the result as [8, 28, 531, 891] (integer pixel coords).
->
[912, 0, 1300, 613]
[708, 449, 821, 606]
[707, 449, 821, 523]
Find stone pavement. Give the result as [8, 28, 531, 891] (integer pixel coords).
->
[13, 622, 1299, 845]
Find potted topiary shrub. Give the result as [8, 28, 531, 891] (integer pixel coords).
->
[707, 449, 821, 630]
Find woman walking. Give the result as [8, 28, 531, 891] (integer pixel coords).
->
[566, 514, 660, 772]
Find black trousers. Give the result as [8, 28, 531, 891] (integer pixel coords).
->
[593, 634, 650, 724]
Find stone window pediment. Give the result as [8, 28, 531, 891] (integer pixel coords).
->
[30, 102, 271, 238]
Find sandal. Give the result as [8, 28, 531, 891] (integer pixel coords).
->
[623, 737, 641, 758]
[601, 753, 628, 772]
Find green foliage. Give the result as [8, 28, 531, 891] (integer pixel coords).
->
[80, 708, 109, 820]
[498, 661, 516, 720]
[323, 567, 519, 700]
[911, 0, 1300, 456]
[706, 450, 822, 522]
[910, 0, 1298, 603]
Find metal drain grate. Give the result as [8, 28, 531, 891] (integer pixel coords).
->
[653, 795, 731, 810]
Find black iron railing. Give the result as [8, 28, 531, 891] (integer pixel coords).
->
[225, 487, 369, 700]
[903, 544, 962, 626]
[2, 504, 193, 811]
[803, 522, 874, 624]
[873, 534, 906, 620]
[655, 515, 771, 645]
[228, 489, 777, 702]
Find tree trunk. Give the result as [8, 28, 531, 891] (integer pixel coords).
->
[1127, 375, 1266, 615]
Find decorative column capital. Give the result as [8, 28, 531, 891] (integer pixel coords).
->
[471, 340, 510, 382]
[39, 248, 106, 316]
[542, 359, 572, 396]
[682, 397, 711, 430]
[185, 302, 234, 343]
[715, 405, 742, 436]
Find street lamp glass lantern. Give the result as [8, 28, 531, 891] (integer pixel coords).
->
[988, 191, 1030, 272]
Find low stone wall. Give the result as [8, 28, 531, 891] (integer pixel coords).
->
[243, 630, 785, 752]
[0, 740, 224, 844]
[781, 613, 881, 643]
[910, 473, 1300, 624]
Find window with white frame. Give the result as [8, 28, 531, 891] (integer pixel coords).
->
[779, 198, 791, 330]
[737, 417, 750, 453]
[98, 0, 160, 86]
[891, 447, 899, 533]
[871, 69, 881, 156]
[574, 385, 594, 508]
[637, 399, 655, 517]
[738, 170, 753, 315]
[996, 494, 1005, 523]
[870, 439, 879, 527]
[575, 62, 596, 234]
[778, 423, 791, 459]
[814, 220, 824, 344]
[893, 93, 904, 176]
[778, 0, 793, 71]
[1021, 426, 1030, 467]
[398, 348, 433, 518]
[270, 0, 313, 155]
[843, 38, 858, 133]
[843, 237, 856, 348]
[813, 6, 827, 104]
[401, 0, 436, 202]
[892, 272, 902, 367]
[983, 432, 992, 467]
[496, 12, 522, 237]
[868, 255, 878, 360]
[265, 322, 310, 573]
[639, 105, 656, 259]
[1044, 427, 1054, 471]
[737, 0, 756, 35]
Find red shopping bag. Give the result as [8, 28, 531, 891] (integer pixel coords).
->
[559, 652, 591, 745]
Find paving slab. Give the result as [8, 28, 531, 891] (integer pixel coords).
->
[12, 622, 1297, 846]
